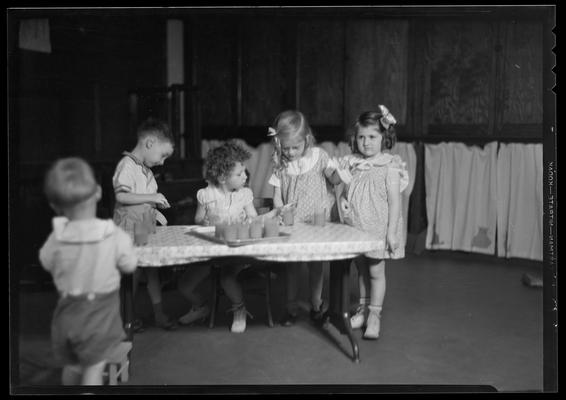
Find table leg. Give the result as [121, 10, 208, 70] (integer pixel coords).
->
[120, 273, 134, 341]
[325, 259, 360, 363]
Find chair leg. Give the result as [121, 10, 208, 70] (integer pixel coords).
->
[265, 266, 274, 327]
[209, 268, 219, 329]
[108, 364, 118, 385]
[120, 359, 129, 382]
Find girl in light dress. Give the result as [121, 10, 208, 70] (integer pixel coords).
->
[331, 106, 409, 339]
[267, 110, 338, 326]
[176, 141, 260, 333]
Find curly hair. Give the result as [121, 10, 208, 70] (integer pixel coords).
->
[44, 157, 98, 209]
[349, 110, 397, 153]
[204, 140, 251, 185]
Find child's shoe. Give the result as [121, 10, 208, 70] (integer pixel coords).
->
[363, 305, 381, 340]
[350, 304, 368, 330]
[280, 312, 298, 327]
[154, 314, 178, 331]
[132, 318, 145, 333]
[178, 304, 210, 326]
[309, 301, 327, 326]
[229, 303, 253, 333]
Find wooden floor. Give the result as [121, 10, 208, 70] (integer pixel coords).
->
[13, 251, 545, 393]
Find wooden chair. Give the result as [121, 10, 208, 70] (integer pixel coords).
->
[103, 341, 132, 385]
[208, 198, 276, 329]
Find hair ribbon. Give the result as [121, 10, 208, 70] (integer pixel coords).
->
[378, 105, 397, 129]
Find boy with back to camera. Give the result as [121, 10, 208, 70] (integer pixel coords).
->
[39, 157, 138, 385]
[112, 118, 176, 331]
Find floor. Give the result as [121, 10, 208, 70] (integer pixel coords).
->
[14, 251, 544, 393]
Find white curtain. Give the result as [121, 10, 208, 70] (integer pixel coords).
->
[424, 142, 498, 255]
[496, 143, 543, 261]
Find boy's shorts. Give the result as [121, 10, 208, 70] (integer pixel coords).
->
[51, 290, 126, 367]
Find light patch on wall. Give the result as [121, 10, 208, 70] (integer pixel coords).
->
[19, 19, 51, 53]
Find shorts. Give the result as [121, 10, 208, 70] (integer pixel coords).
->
[51, 290, 126, 367]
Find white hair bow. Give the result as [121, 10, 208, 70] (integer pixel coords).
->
[267, 127, 277, 136]
[378, 105, 397, 129]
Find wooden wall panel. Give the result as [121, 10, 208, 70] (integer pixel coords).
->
[297, 20, 344, 126]
[425, 22, 494, 126]
[241, 19, 288, 126]
[194, 17, 237, 126]
[344, 19, 408, 130]
[500, 21, 543, 125]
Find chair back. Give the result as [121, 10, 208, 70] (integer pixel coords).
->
[253, 197, 274, 215]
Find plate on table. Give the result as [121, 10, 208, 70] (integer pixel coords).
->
[186, 226, 291, 247]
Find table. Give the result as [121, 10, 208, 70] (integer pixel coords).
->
[123, 222, 384, 362]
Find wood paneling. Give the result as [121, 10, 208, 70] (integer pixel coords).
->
[344, 19, 408, 130]
[194, 17, 237, 126]
[425, 22, 494, 127]
[241, 19, 289, 126]
[499, 21, 543, 126]
[297, 20, 344, 126]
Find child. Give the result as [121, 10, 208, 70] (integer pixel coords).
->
[39, 157, 138, 385]
[112, 118, 175, 331]
[331, 106, 409, 339]
[177, 140, 259, 333]
[267, 110, 337, 327]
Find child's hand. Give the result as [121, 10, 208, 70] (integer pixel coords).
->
[387, 232, 399, 253]
[154, 193, 171, 209]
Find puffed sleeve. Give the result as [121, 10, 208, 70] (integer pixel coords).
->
[268, 170, 281, 187]
[115, 227, 138, 273]
[241, 187, 254, 206]
[38, 233, 57, 272]
[112, 158, 136, 194]
[196, 188, 209, 206]
[386, 155, 409, 193]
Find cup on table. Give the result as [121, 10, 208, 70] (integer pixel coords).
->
[250, 217, 264, 239]
[313, 207, 326, 227]
[281, 207, 295, 226]
[236, 222, 250, 240]
[223, 222, 238, 242]
[143, 209, 156, 234]
[134, 221, 148, 246]
[263, 217, 280, 237]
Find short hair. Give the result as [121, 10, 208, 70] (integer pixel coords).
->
[204, 140, 251, 185]
[350, 110, 397, 153]
[137, 118, 174, 145]
[44, 157, 98, 209]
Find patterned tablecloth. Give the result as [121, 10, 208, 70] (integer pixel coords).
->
[135, 222, 383, 267]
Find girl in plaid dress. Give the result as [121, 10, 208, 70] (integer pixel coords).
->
[267, 110, 337, 326]
[332, 106, 409, 339]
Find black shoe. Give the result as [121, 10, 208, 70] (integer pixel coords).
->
[309, 302, 327, 326]
[280, 313, 298, 327]
[132, 319, 145, 333]
[155, 316, 178, 331]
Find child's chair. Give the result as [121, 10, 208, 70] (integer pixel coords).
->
[208, 197, 276, 329]
[103, 341, 132, 385]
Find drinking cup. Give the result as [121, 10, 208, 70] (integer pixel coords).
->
[264, 217, 280, 237]
[134, 222, 148, 246]
[250, 218, 264, 239]
[313, 208, 326, 227]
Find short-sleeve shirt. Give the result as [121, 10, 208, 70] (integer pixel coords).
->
[39, 217, 138, 295]
[197, 184, 254, 224]
[112, 152, 158, 198]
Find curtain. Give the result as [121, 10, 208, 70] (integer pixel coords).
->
[424, 142, 498, 255]
[496, 143, 543, 261]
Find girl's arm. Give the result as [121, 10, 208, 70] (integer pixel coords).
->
[194, 202, 207, 225]
[272, 186, 284, 208]
[327, 170, 343, 185]
[244, 202, 258, 219]
[386, 168, 401, 251]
